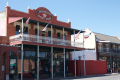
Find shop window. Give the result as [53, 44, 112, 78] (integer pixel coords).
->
[10, 59, 17, 74]
[39, 52, 48, 57]
[53, 52, 64, 58]
[16, 25, 20, 35]
[66, 52, 69, 59]
[9, 51, 16, 57]
[24, 51, 36, 57]
[24, 48, 36, 57]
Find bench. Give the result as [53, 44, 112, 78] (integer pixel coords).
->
[21, 73, 32, 78]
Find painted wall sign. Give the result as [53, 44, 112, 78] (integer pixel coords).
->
[36, 10, 52, 20]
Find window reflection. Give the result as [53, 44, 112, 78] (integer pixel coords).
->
[66, 52, 69, 59]
[9, 51, 16, 57]
[53, 52, 64, 58]
[24, 48, 36, 57]
[39, 52, 50, 58]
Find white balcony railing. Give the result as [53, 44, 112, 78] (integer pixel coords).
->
[9, 34, 83, 48]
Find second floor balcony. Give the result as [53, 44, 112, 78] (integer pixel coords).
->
[98, 48, 120, 53]
[9, 34, 83, 48]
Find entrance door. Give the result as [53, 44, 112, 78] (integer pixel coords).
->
[9, 59, 17, 78]
[39, 60, 50, 75]
[53, 60, 64, 76]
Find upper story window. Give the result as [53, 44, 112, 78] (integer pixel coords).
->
[24, 26, 28, 34]
[118, 46, 120, 52]
[105, 44, 109, 52]
[48, 31, 51, 43]
[48, 31, 51, 38]
[57, 33, 60, 44]
[57, 33, 60, 39]
[98, 43, 103, 51]
[35, 29, 38, 36]
[16, 25, 20, 35]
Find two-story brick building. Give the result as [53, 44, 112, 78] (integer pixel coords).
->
[71, 28, 120, 73]
[0, 4, 85, 80]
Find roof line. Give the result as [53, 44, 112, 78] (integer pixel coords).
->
[93, 32, 118, 38]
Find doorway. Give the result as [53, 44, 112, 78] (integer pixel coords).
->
[53, 60, 64, 76]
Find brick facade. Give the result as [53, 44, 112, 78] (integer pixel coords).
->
[0, 5, 82, 80]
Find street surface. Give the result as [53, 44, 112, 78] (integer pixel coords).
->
[59, 73, 120, 80]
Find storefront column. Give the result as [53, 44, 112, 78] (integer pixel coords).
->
[109, 43, 112, 73]
[51, 47, 53, 79]
[83, 32, 86, 76]
[110, 53, 112, 73]
[37, 45, 39, 80]
[74, 30, 76, 77]
[74, 49, 76, 77]
[115, 54, 118, 73]
[21, 44, 23, 80]
[17, 55, 19, 79]
[37, 22, 39, 80]
[64, 48, 65, 78]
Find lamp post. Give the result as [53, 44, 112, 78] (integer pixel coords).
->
[78, 56, 81, 76]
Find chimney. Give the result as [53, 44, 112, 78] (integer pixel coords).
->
[114, 35, 120, 40]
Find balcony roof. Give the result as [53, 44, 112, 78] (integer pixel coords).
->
[8, 17, 84, 34]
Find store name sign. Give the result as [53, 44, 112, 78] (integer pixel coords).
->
[36, 10, 52, 20]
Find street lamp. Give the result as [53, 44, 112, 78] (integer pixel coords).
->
[78, 56, 81, 76]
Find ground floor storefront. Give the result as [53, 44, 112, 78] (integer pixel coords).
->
[99, 54, 120, 73]
[9, 44, 73, 79]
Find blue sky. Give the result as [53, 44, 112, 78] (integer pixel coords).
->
[0, 0, 120, 38]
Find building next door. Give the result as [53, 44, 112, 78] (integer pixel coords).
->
[53, 60, 64, 77]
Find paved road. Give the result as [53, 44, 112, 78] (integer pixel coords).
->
[58, 73, 120, 80]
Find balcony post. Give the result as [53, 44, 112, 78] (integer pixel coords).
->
[22, 19, 23, 41]
[109, 43, 110, 52]
[37, 22, 39, 43]
[74, 30, 75, 47]
[51, 25, 52, 44]
[63, 28, 64, 45]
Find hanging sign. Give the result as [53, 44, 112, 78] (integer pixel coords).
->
[36, 10, 52, 20]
